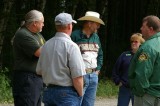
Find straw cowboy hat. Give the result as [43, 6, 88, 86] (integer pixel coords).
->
[78, 11, 105, 25]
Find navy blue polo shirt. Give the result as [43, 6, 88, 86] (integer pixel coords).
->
[112, 51, 134, 87]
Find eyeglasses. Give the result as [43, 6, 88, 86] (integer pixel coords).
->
[131, 41, 139, 43]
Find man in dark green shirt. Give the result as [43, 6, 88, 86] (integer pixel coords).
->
[129, 15, 160, 106]
[12, 10, 45, 106]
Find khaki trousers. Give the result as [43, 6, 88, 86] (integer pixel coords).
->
[134, 94, 160, 106]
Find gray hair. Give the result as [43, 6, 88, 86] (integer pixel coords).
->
[21, 10, 43, 26]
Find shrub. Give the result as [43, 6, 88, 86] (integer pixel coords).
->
[0, 68, 13, 103]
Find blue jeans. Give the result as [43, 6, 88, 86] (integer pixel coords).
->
[81, 72, 98, 106]
[117, 85, 134, 106]
[42, 86, 82, 106]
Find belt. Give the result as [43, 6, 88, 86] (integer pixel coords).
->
[47, 84, 73, 88]
[47, 84, 60, 88]
[85, 68, 96, 74]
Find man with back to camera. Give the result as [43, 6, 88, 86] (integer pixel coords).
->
[36, 12, 86, 106]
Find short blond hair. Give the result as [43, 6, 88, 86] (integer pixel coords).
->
[130, 33, 145, 44]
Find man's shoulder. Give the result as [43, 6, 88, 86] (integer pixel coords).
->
[71, 29, 81, 37]
[72, 29, 81, 34]
[52, 35, 78, 47]
[15, 27, 32, 38]
[14, 28, 35, 44]
[142, 38, 159, 50]
[71, 29, 82, 42]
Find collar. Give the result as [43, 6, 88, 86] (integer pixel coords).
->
[147, 32, 160, 40]
[55, 32, 71, 40]
[80, 30, 95, 39]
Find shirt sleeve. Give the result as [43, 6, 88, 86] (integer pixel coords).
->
[129, 47, 155, 96]
[36, 46, 45, 75]
[68, 44, 86, 78]
[112, 53, 124, 85]
[96, 36, 103, 71]
[17, 33, 40, 58]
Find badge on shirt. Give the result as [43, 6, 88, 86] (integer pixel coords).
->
[126, 53, 131, 56]
[138, 52, 148, 61]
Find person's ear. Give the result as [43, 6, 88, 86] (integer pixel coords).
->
[33, 21, 37, 26]
[149, 27, 154, 32]
[69, 24, 72, 29]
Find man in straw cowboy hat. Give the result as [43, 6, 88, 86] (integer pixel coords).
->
[71, 11, 105, 106]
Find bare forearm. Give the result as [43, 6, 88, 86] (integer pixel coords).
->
[73, 76, 84, 96]
[34, 47, 42, 57]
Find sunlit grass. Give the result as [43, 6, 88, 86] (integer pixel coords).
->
[96, 79, 118, 97]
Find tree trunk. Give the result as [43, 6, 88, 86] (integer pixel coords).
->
[0, 0, 14, 69]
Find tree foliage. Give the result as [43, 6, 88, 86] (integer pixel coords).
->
[0, 0, 160, 79]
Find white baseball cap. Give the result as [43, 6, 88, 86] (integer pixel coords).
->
[55, 13, 77, 25]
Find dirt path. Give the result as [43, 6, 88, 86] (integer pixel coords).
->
[0, 97, 132, 106]
[95, 97, 132, 106]
[95, 97, 118, 106]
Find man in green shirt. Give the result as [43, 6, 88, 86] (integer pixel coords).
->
[71, 11, 104, 106]
[12, 10, 45, 106]
[129, 15, 160, 106]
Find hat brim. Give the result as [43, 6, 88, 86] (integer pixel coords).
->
[78, 16, 105, 25]
[72, 20, 77, 24]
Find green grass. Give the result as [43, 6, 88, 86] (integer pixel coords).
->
[96, 79, 119, 97]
